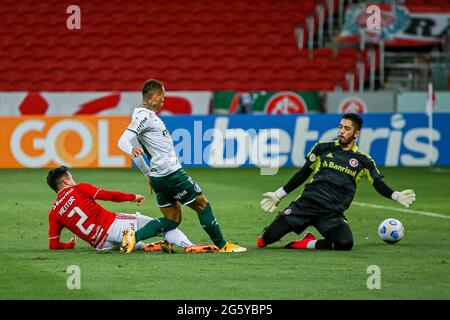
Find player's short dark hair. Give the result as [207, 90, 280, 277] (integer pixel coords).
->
[47, 166, 70, 192]
[342, 113, 363, 131]
[142, 79, 164, 100]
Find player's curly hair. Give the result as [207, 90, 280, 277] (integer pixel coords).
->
[342, 113, 363, 131]
[142, 79, 164, 100]
[47, 166, 70, 192]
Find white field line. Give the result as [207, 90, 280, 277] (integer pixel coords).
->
[429, 167, 450, 174]
[353, 202, 450, 220]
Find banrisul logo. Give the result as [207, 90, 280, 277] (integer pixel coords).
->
[345, 5, 411, 40]
[265, 92, 308, 114]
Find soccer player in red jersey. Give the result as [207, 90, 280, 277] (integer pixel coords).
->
[46, 166, 213, 253]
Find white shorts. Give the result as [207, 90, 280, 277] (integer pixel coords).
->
[96, 212, 154, 252]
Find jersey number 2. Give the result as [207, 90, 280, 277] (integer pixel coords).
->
[68, 206, 95, 235]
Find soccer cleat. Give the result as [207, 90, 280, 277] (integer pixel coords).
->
[284, 232, 316, 249]
[256, 235, 267, 248]
[144, 240, 174, 253]
[185, 244, 219, 254]
[218, 241, 247, 253]
[120, 228, 136, 254]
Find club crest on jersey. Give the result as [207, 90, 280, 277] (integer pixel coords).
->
[283, 208, 292, 215]
[349, 158, 359, 167]
[309, 153, 316, 162]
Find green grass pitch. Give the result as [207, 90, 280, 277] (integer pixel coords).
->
[0, 167, 449, 300]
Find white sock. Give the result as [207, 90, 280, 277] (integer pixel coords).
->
[134, 241, 146, 250]
[306, 240, 317, 250]
[162, 228, 194, 248]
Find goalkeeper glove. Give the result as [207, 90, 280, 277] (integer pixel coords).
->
[260, 187, 287, 213]
[391, 189, 416, 208]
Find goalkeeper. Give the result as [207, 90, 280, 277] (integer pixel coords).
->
[258, 113, 416, 251]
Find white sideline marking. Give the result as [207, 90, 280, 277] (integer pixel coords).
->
[353, 202, 450, 220]
[429, 167, 450, 174]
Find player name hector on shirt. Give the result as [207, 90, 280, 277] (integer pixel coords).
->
[52, 188, 73, 212]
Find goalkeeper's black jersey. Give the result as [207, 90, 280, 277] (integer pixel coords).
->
[299, 140, 383, 213]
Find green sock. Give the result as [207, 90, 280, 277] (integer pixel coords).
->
[197, 203, 226, 248]
[135, 217, 178, 242]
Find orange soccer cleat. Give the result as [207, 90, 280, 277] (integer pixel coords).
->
[120, 228, 136, 254]
[185, 244, 219, 254]
[144, 239, 174, 253]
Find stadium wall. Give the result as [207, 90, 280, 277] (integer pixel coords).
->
[0, 114, 448, 168]
[2, 91, 450, 115]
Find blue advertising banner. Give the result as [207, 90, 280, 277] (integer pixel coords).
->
[133, 113, 450, 168]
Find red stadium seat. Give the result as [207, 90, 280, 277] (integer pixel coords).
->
[0, 0, 355, 91]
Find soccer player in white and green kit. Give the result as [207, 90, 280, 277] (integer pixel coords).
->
[118, 79, 246, 253]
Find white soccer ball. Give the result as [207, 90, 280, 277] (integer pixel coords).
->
[378, 218, 405, 244]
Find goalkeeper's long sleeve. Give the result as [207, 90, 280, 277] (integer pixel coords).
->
[372, 178, 395, 199]
[282, 166, 314, 194]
